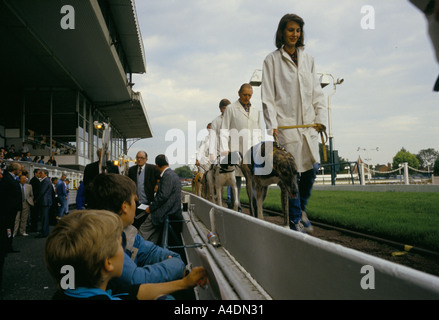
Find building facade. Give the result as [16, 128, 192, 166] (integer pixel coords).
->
[0, 0, 152, 171]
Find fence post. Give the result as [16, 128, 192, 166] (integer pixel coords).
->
[403, 162, 409, 185]
[360, 162, 365, 185]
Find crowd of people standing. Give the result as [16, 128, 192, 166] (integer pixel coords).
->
[1, 12, 330, 300]
[0, 161, 72, 298]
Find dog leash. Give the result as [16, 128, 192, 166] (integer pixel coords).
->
[276, 124, 328, 162]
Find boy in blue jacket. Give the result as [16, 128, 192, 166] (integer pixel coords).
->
[85, 173, 186, 295]
[45, 210, 207, 300]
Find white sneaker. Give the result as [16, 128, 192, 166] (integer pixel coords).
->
[301, 211, 314, 233]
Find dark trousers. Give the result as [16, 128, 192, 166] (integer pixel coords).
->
[288, 163, 319, 224]
[29, 205, 39, 232]
[39, 206, 50, 236]
[5, 211, 17, 251]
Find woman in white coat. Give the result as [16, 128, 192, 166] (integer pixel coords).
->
[261, 14, 327, 233]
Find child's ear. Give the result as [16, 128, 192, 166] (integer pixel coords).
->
[103, 257, 114, 273]
[120, 201, 128, 215]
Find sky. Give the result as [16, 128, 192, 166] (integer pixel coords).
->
[128, 0, 438, 168]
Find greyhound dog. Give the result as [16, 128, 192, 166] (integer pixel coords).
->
[208, 152, 241, 211]
[192, 171, 204, 196]
[241, 141, 298, 225]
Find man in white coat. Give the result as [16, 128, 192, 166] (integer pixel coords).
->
[209, 99, 231, 162]
[262, 14, 327, 232]
[409, 0, 439, 91]
[220, 83, 262, 212]
[195, 123, 213, 174]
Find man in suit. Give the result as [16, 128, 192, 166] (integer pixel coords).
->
[35, 169, 52, 238]
[14, 175, 34, 236]
[29, 169, 41, 232]
[0, 162, 22, 252]
[83, 149, 119, 187]
[56, 173, 68, 219]
[128, 151, 161, 207]
[141, 155, 183, 245]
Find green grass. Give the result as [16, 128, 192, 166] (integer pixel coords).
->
[183, 186, 439, 251]
[244, 189, 439, 252]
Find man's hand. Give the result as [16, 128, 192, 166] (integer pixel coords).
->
[314, 123, 326, 133]
[183, 266, 208, 288]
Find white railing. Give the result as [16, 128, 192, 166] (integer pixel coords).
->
[181, 191, 439, 300]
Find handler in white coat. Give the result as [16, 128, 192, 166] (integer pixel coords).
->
[261, 14, 327, 233]
[220, 84, 263, 211]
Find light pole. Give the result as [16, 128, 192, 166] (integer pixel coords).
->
[319, 73, 344, 185]
[357, 147, 379, 182]
[249, 69, 262, 87]
[94, 120, 111, 173]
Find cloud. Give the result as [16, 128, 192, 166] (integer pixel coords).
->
[131, 0, 438, 167]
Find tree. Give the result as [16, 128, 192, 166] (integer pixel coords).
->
[434, 158, 439, 176]
[174, 165, 193, 178]
[392, 148, 419, 170]
[416, 148, 439, 170]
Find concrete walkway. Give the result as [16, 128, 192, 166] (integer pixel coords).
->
[2, 229, 56, 300]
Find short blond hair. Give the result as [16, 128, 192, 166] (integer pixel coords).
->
[45, 210, 123, 289]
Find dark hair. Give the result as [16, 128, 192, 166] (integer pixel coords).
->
[219, 99, 231, 108]
[275, 14, 305, 49]
[85, 173, 136, 214]
[155, 154, 169, 167]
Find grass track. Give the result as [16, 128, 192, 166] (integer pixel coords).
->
[243, 189, 439, 251]
[185, 186, 439, 252]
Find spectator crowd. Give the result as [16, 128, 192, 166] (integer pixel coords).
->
[0, 150, 207, 300]
[1, 144, 58, 166]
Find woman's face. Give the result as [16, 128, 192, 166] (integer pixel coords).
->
[283, 20, 301, 49]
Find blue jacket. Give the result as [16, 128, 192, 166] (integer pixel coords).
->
[108, 226, 185, 294]
[56, 180, 67, 198]
[37, 177, 53, 207]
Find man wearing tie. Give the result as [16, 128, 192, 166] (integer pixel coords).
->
[14, 175, 34, 237]
[0, 162, 22, 252]
[35, 169, 53, 238]
[128, 151, 161, 207]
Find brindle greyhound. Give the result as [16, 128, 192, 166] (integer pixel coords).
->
[241, 141, 299, 225]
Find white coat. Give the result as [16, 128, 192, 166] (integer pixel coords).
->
[208, 114, 223, 160]
[262, 46, 327, 173]
[220, 100, 262, 174]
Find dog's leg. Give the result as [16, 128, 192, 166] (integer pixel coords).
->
[242, 164, 256, 217]
[256, 186, 269, 220]
[254, 186, 264, 220]
[247, 178, 255, 217]
[283, 188, 289, 227]
[208, 168, 217, 202]
[232, 183, 239, 211]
